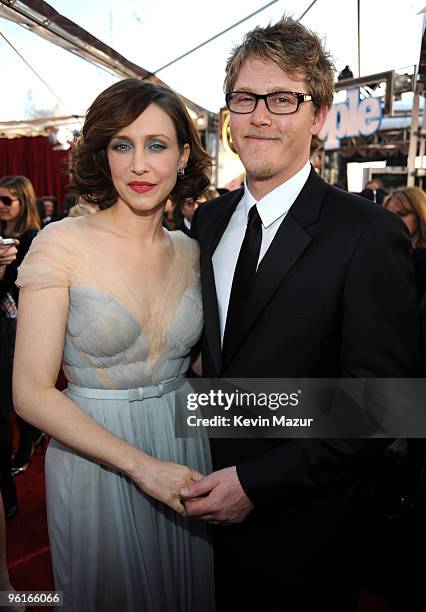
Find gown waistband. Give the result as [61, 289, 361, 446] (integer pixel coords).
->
[67, 376, 186, 402]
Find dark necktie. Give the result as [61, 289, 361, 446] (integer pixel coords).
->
[223, 204, 262, 357]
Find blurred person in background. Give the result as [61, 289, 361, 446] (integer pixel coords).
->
[163, 196, 174, 228]
[360, 178, 387, 206]
[61, 190, 78, 217]
[175, 196, 202, 235]
[0, 176, 45, 490]
[382, 186, 426, 610]
[61, 169, 80, 217]
[384, 186, 426, 300]
[174, 188, 220, 235]
[35, 198, 45, 226]
[40, 195, 60, 226]
[68, 195, 100, 218]
[385, 185, 426, 377]
[202, 187, 220, 202]
[366, 178, 384, 191]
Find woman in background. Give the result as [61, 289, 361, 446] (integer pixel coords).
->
[13, 79, 214, 612]
[384, 186, 426, 296]
[384, 186, 426, 610]
[384, 186, 426, 295]
[0, 176, 43, 518]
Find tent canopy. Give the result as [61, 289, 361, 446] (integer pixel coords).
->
[0, 0, 424, 124]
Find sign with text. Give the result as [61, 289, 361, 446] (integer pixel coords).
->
[321, 88, 382, 151]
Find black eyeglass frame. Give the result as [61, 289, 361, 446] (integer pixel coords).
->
[225, 91, 313, 115]
[0, 196, 19, 207]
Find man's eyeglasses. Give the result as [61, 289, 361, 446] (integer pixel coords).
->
[0, 196, 19, 207]
[225, 91, 313, 115]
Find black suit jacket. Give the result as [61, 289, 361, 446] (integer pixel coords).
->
[191, 168, 420, 576]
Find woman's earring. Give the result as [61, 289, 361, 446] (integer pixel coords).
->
[177, 167, 185, 177]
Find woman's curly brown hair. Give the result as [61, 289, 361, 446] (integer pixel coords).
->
[73, 79, 211, 208]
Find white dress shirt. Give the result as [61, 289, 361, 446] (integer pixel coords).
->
[212, 161, 311, 343]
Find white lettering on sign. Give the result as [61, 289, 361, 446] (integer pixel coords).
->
[320, 88, 382, 150]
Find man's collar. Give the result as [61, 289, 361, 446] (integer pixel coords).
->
[243, 161, 311, 228]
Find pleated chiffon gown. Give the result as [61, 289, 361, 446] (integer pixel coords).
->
[16, 216, 215, 612]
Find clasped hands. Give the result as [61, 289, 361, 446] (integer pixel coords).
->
[137, 458, 253, 524]
[179, 465, 254, 525]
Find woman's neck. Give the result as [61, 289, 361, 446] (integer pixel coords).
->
[4, 220, 16, 236]
[102, 202, 166, 244]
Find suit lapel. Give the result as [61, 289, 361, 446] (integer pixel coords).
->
[222, 168, 328, 370]
[201, 189, 244, 375]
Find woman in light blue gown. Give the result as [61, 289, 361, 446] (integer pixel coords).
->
[13, 79, 215, 612]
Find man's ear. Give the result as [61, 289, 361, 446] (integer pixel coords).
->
[311, 106, 328, 136]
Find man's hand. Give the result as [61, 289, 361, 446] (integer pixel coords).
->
[180, 466, 254, 524]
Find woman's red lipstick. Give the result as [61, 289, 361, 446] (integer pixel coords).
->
[128, 181, 156, 193]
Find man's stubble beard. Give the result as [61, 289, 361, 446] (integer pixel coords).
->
[241, 156, 276, 180]
[234, 137, 282, 181]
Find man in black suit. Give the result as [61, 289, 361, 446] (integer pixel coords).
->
[181, 17, 420, 612]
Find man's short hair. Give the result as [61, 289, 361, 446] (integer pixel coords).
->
[224, 16, 335, 151]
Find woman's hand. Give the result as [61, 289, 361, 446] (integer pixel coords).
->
[0, 240, 18, 266]
[133, 455, 205, 515]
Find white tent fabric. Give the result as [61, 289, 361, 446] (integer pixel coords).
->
[1, 0, 424, 123]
